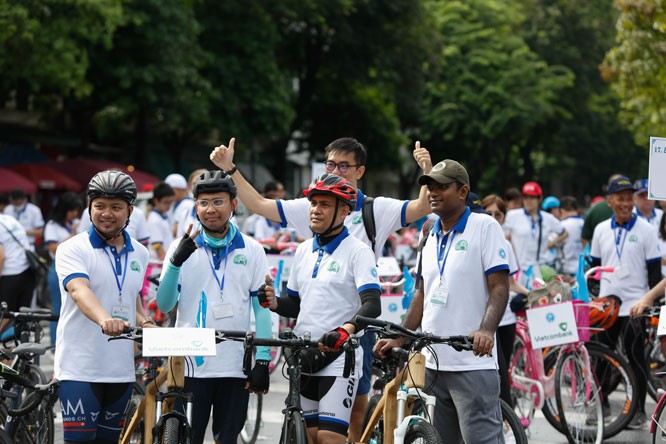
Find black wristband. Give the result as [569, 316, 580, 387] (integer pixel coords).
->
[225, 166, 238, 176]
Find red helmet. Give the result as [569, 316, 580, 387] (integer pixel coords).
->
[303, 174, 357, 210]
[522, 181, 543, 197]
[588, 296, 621, 335]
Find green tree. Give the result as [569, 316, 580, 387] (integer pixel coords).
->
[420, 0, 573, 192]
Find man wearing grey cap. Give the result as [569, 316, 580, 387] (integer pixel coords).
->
[376, 159, 510, 443]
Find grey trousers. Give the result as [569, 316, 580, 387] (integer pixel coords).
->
[425, 368, 505, 444]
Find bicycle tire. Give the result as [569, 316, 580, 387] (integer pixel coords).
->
[162, 416, 182, 444]
[652, 395, 666, 444]
[240, 393, 263, 444]
[403, 420, 442, 444]
[586, 341, 638, 438]
[509, 339, 537, 429]
[555, 347, 603, 444]
[281, 410, 307, 444]
[500, 399, 528, 444]
[0, 427, 13, 444]
[361, 393, 384, 443]
[119, 394, 144, 444]
[646, 334, 666, 401]
[540, 346, 565, 433]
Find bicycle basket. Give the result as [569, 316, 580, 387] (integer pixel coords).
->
[527, 279, 572, 308]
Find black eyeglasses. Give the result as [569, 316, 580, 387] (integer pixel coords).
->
[324, 161, 361, 174]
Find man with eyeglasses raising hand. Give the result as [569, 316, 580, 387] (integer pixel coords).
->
[210, 136, 432, 440]
[156, 170, 273, 444]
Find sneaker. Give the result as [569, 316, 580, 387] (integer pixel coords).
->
[626, 411, 647, 430]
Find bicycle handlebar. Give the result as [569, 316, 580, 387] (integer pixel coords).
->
[0, 303, 59, 322]
[110, 327, 249, 344]
[354, 316, 474, 352]
[584, 266, 615, 280]
[7, 379, 60, 417]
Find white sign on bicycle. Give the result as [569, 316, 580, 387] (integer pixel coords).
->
[649, 136, 666, 200]
[142, 328, 217, 357]
[526, 301, 579, 349]
[657, 306, 666, 336]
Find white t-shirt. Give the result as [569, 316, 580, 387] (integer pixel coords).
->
[43, 220, 74, 260]
[0, 214, 30, 276]
[161, 230, 268, 379]
[174, 198, 196, 238]
[78, 206, 150, 244]
[4, 202, 44, 245]
[560, 216, 584, 275]
[54, 229, 149, 382]
[633, 206, 663, 230]
[276, 190, 408, 259]
[504, 208, 564, 268]
[499, 240, 519, 328]
[147, 210, 173, 261]
[287, 228, 380, 377]
[591, 215, 662, 317]
[419, 209, 510, 371]
[253, 217, 281, 240]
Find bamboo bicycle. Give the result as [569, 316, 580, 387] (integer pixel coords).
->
[354, 316, 528, 444]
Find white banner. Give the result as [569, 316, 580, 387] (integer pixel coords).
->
[526, 301, 579, 349]
[142, 328, 217, 357]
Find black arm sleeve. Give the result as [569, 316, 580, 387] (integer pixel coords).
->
[347, 288, 381, 330]
[274, 295, 301, 319]
[648, 260, 663, 289]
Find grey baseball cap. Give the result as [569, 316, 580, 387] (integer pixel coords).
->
[417, 159, 470, 187]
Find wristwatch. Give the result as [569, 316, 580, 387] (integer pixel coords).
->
[225, 166, 238, 176]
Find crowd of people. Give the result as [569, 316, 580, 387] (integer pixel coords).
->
[0, 137, 664, 443]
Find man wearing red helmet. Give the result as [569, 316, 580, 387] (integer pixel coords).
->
[504, 181, 567, 286]
[258, 173, 381, 444]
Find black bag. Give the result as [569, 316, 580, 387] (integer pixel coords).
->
[0, 221, 49, 274]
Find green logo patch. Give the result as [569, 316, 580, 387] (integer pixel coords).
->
[352, 215, 363, 224]
[233, 254, 248, 265]
[328, 261, 341, 273]
[130, 261, 141, 272]
[628, 235, 638, 243]
[558, 322, 568, 331]
[455, 240, 468, 251]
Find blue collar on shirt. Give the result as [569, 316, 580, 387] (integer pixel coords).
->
[355, 189, 365, 212]
[635, 205, 656, 221]
[611, 213, 638, 230]
[173, 196, 193, 211]
[195, 227, 245, 256]
[152, 209, 168, 220]
[523, 208, 543, 222]
[87, 225, 134, 252]
[312, 227, 350, 253]
[430, 207, 471, 237]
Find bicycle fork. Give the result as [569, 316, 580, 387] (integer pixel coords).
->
[393, 388, 436, 444]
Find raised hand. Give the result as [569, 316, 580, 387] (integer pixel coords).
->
[413, 140, 433, 174]
[210, 137, 236, 172]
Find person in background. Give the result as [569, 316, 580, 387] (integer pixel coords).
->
[174, 169, 208, 238]
[633, 178, 663, 230]
[78, 200, 150, 246]
[481, 194, 530, 410]
[581, 174, 624, 248]
[165, 173, 191, 236]
[4, 188, 44, 246]
[146, 182, 176, 261]
[558, 196, 584, 277]
[541, 196, 562, 269]
[0, 194, 8, 213]
[542, 196, 561, 220]
[43, 192, 82, 349]
[504, 187, 523, 210]
[0, 212, 34, 331]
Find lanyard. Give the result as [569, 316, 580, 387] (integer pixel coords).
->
[312, 249, 325, 278]
[613, 225, 629, 262]
[437, 231, 456, 280]
[103, 246, 129, 301]
[524, 210, 541, 239]
[204, 242, 230, 297]
[16, 205, 26, 221]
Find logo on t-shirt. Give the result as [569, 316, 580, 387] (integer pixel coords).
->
[351, 215, 363, 224]
[130, 261, 141, 272]
[499, 248, 506, 259]
[328, 261, 341, 273]
[454, 240, 468, 251]
[629, 235, 638, 243]
[233, 254, 248, 265]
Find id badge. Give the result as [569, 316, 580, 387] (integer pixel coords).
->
[212, 301, 234, 319]
[431, 282, 449, 307]
[111, 304, 130, 322]
[615, 265, 630, 279]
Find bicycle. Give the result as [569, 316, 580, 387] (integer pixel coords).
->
[510, 299, 605, 444]
[115, 327, 249, 444]
[355, 316, 528, 444]
[243, 328, 358, 444]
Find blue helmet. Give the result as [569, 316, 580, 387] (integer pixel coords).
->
[541, 196, 560, 211]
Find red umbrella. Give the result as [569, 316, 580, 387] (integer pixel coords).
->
[0, 167, 38, 194]
[50, 159, 159, 191]
[6, 163, 81, 191]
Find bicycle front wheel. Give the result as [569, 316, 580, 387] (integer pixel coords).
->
[281, 410, 307, 444]
[119, 394, 144, 444]
[361, 394, 384, 443]
[555, 347, 603, 444]
[403, 420, 442, 444]
[240, 393, 263, 444]
[500, 399, 528, 444]
[652, 395, 666, 443]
